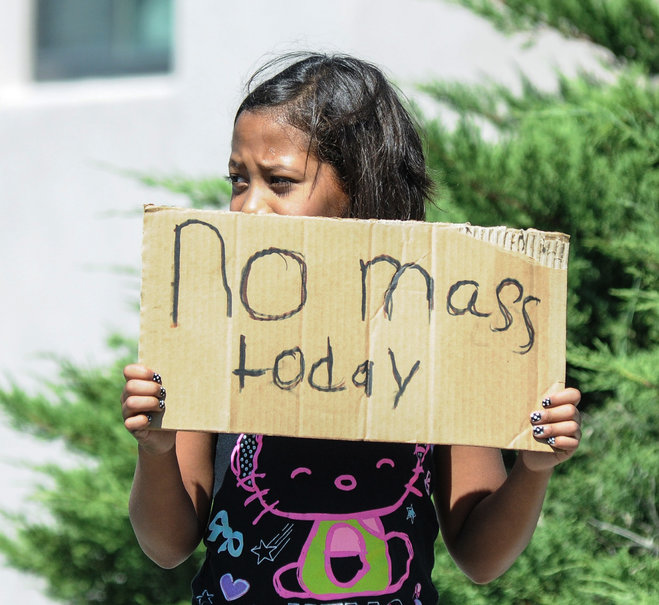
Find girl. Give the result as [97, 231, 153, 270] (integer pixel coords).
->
[122, 53, 582, 604]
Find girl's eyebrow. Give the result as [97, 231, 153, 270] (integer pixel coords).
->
[229, 157, 302, 173]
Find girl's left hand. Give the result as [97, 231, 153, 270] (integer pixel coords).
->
[520, 387, 582, 473]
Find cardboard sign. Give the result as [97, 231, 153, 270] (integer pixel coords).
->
[139, 206, 569, 450]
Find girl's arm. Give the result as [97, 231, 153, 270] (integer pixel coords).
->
[122, 364, 216, 569]
[434, 388, 581, 583]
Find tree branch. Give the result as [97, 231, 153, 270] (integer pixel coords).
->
[589, 518, 658, 555]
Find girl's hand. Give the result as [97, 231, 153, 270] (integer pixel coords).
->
[121, 364, 176, 455]
[519, 387, 582, 473]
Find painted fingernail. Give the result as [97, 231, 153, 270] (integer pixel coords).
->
[533, 426, 545, 436]
[542, 398, 552, 408]
[158, 399, 166, 410]
[159, 387, 166, 399]
[530, 411, 542, 423]
[152, 373, 162, 384]
[146, 414, 153, 423]
[547, 436, 556, 446]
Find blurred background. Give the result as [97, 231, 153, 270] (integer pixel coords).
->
[1, 1, 656, 603]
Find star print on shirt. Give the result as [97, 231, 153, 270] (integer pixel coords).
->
[251, 539, 278, 564]
[251, 522, 294, 564]
[195, 588, 214, 604]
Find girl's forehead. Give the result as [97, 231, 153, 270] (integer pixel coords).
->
[231, 110, 309, 156]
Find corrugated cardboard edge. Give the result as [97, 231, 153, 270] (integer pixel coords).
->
[456, 224, 570, 269]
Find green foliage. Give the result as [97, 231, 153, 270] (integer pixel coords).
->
[0, 337, 200, 604]
[452, 0, 659, 74]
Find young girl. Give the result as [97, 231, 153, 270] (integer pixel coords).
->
[121, 53, 582, 604]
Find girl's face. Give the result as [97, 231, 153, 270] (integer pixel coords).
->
[228, 110, 350, 218]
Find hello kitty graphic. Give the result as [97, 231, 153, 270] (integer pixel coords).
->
[230, 435, 431, 600]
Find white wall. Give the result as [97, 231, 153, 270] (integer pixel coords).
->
[0, 1, 606, 602]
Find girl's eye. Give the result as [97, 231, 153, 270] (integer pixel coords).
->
[290, 466, 312, 479]
[270, 176, 294, 195]
[376, 458, 395, 469]
[226, 174, 247, 195]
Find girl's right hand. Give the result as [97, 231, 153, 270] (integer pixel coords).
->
[121, 364, 176, 455]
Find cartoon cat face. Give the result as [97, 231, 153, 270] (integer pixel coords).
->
[232, 435, 429, 520]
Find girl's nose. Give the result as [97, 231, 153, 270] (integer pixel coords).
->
[239, 185, 274, 215]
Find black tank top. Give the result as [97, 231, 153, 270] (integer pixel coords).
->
[191, 434, 439, 604]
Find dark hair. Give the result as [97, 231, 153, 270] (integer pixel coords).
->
[236, 53, 432, 221]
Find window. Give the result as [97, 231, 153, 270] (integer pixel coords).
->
[34, 0, 173, 81]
